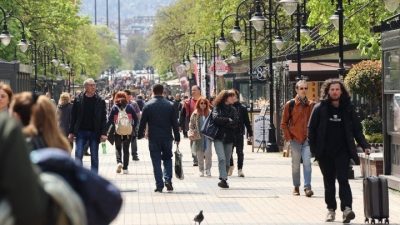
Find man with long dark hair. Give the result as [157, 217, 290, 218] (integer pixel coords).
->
[308, 79, 370, 223]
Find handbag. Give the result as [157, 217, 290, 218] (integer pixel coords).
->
[200, 113, 219, 140]
[174, 145, 184, 180]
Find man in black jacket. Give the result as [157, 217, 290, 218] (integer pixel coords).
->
[308, 79, 370, 223]
[229, 89, 253, 177]
[138, 84, 180, 192]
[68, 78, 107, 173]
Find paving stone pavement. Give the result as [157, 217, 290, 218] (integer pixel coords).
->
[79, 138, 400, 225]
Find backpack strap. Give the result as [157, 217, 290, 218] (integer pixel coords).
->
[286, 99, 295, 124]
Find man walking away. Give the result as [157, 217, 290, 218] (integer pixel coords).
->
[138, 84, 180, 192]
[308, 78, 370, 223]
[281, 80, 315, 197]
[69, 78, 107, 173]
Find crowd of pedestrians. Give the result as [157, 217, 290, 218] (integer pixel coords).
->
[0, 77, 373, 224]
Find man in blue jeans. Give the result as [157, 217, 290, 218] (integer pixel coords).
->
[281, 80, 315, 197]
[69, 78, 107, 173]
[138, 84, 180, 192]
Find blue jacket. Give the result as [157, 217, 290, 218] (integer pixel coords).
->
[138, 96, 180, 142]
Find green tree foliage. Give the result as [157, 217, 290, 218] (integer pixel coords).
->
[306, 0, 392, 59]
[345, 60, 382, 114]
[0, 0, 122, 80]
[150, 0, 394, 76]
[124, 35, 150, 70]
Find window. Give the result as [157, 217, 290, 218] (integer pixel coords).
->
[384, 50, 400, 92]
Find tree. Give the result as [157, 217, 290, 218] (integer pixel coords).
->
[306, 0, 392, 59]
[124, 35, 150, 70]
[344, 60, 382, 115]
[0, 0, 122, 80]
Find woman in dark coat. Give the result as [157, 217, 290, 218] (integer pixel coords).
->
[211, 90, 239, 188]
[57, 92, 73, 147]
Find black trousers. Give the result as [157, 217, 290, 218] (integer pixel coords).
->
[230, 137, 244, 170]
[115, 135, 131, 170]
[318, 152, 352, 211]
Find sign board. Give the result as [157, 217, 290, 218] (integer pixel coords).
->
[209, 58, 230, 76]
[252, 113, 270, 152]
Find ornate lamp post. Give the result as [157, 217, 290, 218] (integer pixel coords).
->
[279, 0, 310, 80]
[0, 8, 29, 51]
[192, 38, 216, 97]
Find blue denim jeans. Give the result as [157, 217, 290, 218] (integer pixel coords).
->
[148, 140, 173, 189]
[290, 140, 312, 189]
[214, 140, 233, 180]
[75, 130, 100, 173]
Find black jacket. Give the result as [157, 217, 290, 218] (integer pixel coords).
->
[57, 103, 72, 136]
[212, 104, 239, 143]
[233, 102, 253, 137]
[138, 96, 180, 142]
[69, 92, 107, 139]
[308, 98, 370, 164]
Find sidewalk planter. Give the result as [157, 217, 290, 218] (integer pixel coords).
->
[359, 153, 384, 177]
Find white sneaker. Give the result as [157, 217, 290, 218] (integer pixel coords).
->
[205, 169, 211, 177]
[123, 169, 128, 174]
[238, 169, 245, 177]
[116, 163, 123, 173]
[342, 207, 355, 223]
[228, 166, 234, 176]
[199, 171, 204, 177]
[326, 209, 335, 222]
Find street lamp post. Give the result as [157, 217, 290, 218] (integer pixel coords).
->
[192, 38, 215, 98]
[280, 0, 310, 80]
[229, 0, 261, 115]
[0, 9, 29, 52]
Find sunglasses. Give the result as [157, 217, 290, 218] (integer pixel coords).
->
[298, 87, 308, 90]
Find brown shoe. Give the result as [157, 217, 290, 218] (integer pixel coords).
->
[293, 187, 300, 196]
[304, 188, 314, 197]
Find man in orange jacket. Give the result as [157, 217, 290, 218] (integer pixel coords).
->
[281, 80, 315, 197]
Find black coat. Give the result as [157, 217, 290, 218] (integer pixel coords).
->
[69, 92, 107, 139]
[233, 102, 253, 137]
[212, 104, 239, 143]
[57, 103, 72, 136]
[308, 98, 370, 165]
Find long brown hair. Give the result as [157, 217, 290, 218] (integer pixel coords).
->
[213, 89, 236, 107]
[195, 97, 210, 116]
[10, 92, 34, 126]
[320, 78, 350, 101]
[24, 95, 71, 152]
[0, 82, 13, 108]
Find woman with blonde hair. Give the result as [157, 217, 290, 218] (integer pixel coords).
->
[189, 97, 213, 177]
[24, 95, 71, 152]
[57, 92, 73, 147]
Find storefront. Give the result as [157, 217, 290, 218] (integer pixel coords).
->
[381, 17, 400, 190]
